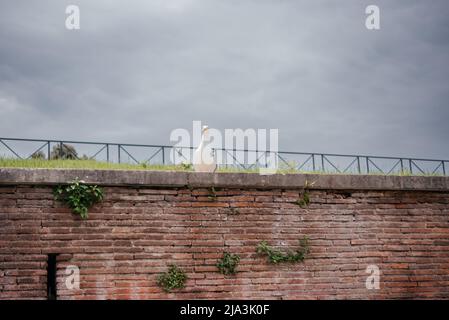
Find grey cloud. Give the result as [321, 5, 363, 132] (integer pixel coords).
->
[0, 0, 448, 159]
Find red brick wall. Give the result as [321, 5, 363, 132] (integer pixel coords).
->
[1, 184, 449, 299]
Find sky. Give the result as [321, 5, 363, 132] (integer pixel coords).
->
[1, 0, 448, 160]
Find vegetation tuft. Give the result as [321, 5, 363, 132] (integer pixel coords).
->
[256, 237, 309, 264]
[217, 252, 240, 275]
[157, 264, 187, 292]
[53, 179, 104, 219]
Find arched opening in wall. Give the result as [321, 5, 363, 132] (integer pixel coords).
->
[47, 254, 58, 300]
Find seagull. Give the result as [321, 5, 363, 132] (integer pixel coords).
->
[193, 125, 217, 172]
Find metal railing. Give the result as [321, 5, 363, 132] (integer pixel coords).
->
[0, 137, 447, 176]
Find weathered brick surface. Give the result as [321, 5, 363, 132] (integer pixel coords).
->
[1, 183, 449, 299]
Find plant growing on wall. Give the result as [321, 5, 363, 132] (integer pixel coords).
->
[157, 264, 187, 293]
[208, 186, 217, 201]
[295, 180, 315, 208]
[217, 252, 241, 275]
[256, 237, 309, 264]
[53, 179, 104, 219]
[295, 190, 310, 208]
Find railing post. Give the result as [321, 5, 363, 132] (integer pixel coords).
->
[47, 142, 51, 160]
[409, 159, 413, 174]
[321, 154, 325, 172]
[161, 146, 165, 165]
[366, 157, 370, 174]
[400, 159, 404, 173]
[357, 156, 361, 174]
[59, 141, 63, 158]
[255, 147, 258, 168]
[118, 144, 121, 163]
[443, 161, 446, 176]
[312, 154, 316, 171]
[265, 151, 268, 168]
[106, 144, 109, 162]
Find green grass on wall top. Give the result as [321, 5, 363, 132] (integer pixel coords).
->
[0, 157, 444, 176]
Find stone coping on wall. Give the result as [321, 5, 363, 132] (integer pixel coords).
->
[1, 168, 449, 191]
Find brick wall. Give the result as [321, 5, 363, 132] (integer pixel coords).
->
[0, 170, 449, 299]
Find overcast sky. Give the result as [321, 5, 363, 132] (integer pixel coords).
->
[1, 0, 448, 159]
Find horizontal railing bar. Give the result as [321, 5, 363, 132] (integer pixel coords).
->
[275, 151, 448, 163]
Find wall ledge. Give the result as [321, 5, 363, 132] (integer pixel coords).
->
[1, 168, 449, 191]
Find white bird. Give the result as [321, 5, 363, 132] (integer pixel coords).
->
[193, 125, 217, 172]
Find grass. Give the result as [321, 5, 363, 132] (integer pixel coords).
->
[0, 157, 444, 176]
[0, 158, 184, 171]
[0, 157, 318, 174]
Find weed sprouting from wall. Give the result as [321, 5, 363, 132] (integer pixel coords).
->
[217, 252, 241, 275]
[157, 264, 187, 293]
[208, 186, 218, 201]
[256, 237, 309, 264]
[295, 180, 315, 208]
[53, 179, 103, 219]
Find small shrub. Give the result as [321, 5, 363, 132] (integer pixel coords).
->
[256, 237, 309, 264]
[157, 264, 187, 292]
[217, 252, 240, 275]
[53, 179, 104, 219]
[50, 143, 78, 160]
[31, 151, 46, 159]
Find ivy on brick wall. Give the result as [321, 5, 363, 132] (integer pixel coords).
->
[53, 179, 104, 219]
